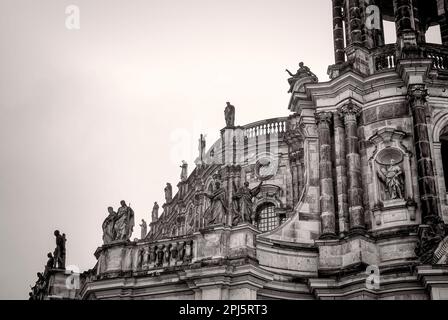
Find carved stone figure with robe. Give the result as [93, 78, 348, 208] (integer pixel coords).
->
[286, 62, 318, 93]
[102, 207, 116, 244]
[53, 230, 66, 269]
[202, 180, 228, 226]
[140, 219, 147, 239]
[152, 202, 159, 222]
[224, 102, 235, 127]
[114, 200, 135, 241]
[232, 181, 262, 225]
[377, 159, 405, 200]
[164, 183, 172, 203]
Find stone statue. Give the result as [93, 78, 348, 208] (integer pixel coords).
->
[46, 252, 54, 270]
[151, 202, 159, 222]
[197, 134, 207, 165]
[140, 219, 147, 239]
[377, 159, 405, 200]
[53, 230, 66, 269]
[232, 181, 263, 225]
[202, 178, 228, 226]
[30, 272, 47, 300]
[113, 200, 135, 241]
[180, 161, 188, 181]
[286, 61, 318, 93]
[224, 102, 235, 128]
[102, 207, 116, 244]
[164, 183, 172, 203]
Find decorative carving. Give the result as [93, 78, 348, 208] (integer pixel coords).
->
[286, 62, 318, 93]
[113, 200, 135, 241]
[338, 100, 362, 122]
[408, 84, 428, 107]
[415, 216, 448, 263]
[315, 111, 333, 125]
[140, 219, 147, 239]
[224, 102, 235, 128]
[164, 183, 173, 203]
[53, 230, 66, 269]
[232, 181, 263, 225]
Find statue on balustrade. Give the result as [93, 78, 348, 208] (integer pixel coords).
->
[151, 202, 159, 223]
[164, 183, 173, 203]
[102, 207, 117, 244]
[232, 181, 263, 225]
[180, 161, 188, 181]
[377, 159, 405, 200]
[202, 178, 228, 226]
[286, 61, 318, 93]
[140, 219, 147, 239]
[224, 102, 235, 128]
[156, 246, 164, 267]
[29, 272, 47, 300]
[114, 200, 135, 241]
[53, 230, 66, 269]
[45, 252, 54, 271]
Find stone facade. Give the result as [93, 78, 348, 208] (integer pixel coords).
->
[33, 0, 448, 300]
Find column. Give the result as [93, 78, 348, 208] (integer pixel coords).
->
[333, 0, 345, 63]
[334, 114, 349, 236]
[339, 102, 365, 233]
[348, 0, 363, 46]
[316, 112, 337, 238]
[408, 84, 440, 222]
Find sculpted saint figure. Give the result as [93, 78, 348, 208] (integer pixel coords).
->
[151, 202, 159, 222]
[46, 252, 54, 270]
[53, 230, 66, 269]
[377, 159, 405, 200]
[202, 179, 228, 226]
[164, 183, 173, 203]
[224, 102, 235, 128]
[180, 161, 188, 181]
[140, 219, 147, 239]
[102, 207, 116, 244]
[286, 62, 318, 93]
[114, 200, 135, 241]
[232, 181, 263, 225]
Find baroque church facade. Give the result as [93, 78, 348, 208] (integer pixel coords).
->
[32, 0, 448, 300]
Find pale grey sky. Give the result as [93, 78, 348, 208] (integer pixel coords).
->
[0, 0, 442, 299]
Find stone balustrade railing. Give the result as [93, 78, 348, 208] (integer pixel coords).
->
[422, 43, 448, 71]
[135, 238, 194, 271]
[372, 43, 448, 73]
[243, 117, 287, 138]
[372, 44, 397, 71]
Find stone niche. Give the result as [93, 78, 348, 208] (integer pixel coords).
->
[367, 128, 418, 230]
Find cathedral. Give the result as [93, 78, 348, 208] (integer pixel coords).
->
[31, 0, 448, 300]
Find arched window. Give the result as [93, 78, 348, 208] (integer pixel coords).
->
[256, 203, 278, 233]
[441, 130, 448, 191]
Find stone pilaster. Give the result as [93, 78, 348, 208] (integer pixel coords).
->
[408, 85, 439, 222]
[334, 114, 349, 236]
[316, 112, 337, 239]
[339, 102, 365, 233]
[332, 0, 345, 63]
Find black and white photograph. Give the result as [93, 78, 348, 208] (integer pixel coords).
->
[1, 0, 448, 307]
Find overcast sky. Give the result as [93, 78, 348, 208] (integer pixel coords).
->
[0, 0, 442, 299]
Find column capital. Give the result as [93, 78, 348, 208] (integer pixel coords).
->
[408, 84, 428, 106]
[338, 101, 362, 119]
[315, 111, 333, 125]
